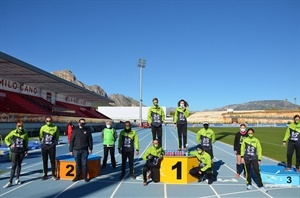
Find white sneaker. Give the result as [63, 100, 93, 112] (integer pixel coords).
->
[3, 182, 12, 188]
[246, 184, 252, 190]
[260, 187, 268, 193]
[15, 179, 21, 185]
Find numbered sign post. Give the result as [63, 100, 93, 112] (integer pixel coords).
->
[160, 156, 199, 184]
[260, 165, 300, 186]
[56, 154, 101, 180]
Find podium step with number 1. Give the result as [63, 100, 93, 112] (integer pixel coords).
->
[160, 156, 199, 184]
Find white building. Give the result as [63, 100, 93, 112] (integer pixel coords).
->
[97, 106, 167, 123]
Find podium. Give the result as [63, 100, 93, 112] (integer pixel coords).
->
[160, 155, 199, 184]
[260, 165, 300, 186]
[56, 154, 101, 180]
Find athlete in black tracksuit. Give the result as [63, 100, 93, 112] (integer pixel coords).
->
[283, 115, 300, 172]
[173, 99, 189, 151]
[233, 124, 247, 178]
[241, 128, 267, 192]
[39, 116, 59, 180]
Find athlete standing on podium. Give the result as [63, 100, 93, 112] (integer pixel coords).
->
[283, 114, 300, 172]
[147, 98, 165, 147]
[69, 118, 93, 182]
[173, 99, 189, 151]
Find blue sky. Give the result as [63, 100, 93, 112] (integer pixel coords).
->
[0, 0, 299, 111]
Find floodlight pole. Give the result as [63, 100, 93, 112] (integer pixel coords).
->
[137, 59, 146, 127]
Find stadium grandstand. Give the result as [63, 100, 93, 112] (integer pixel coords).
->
[0, 51, 115, 137]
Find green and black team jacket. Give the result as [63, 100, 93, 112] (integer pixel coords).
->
[189, 150, 212, 172]
[241, 136, 262, 161]
[118, 129, 139, 152]
[147, 106, 165, 127]
[173, 107, 189, 125]
[142, 145, 164, 160]
[4, 129, 29, 153]
[196, 128, 215, 149]
[283, 122, 300, 143]
[39, 124, 59, 149]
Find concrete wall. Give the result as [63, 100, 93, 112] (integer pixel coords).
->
[97, 106, 167, 123]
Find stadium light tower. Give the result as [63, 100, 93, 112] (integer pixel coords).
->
[137, 59, 146, 127]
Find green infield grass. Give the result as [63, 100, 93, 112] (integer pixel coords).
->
[188, 127, 290, 164]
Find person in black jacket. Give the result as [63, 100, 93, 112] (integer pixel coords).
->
[69, 118, 93, 182]
[233, 124, 247, 178]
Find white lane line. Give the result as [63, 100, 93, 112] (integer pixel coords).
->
[164, 183, 168, 198]
[1, 129, 150, 198]
[109, 136, 151, 198]
[0, 181, 32, 197]
[186, 131, 274, 198]
[163, 125, 168, 198]
[212, 148, 273, 198]
[52, 182, 78, 198]
[209, 184, 221, 198]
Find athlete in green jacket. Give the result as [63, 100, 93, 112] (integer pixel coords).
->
[196, 122, 215, 159]
[39, 116, 59, 180]
[241, 128, 267, 192]
[3, 121, 28, 188]
[101, 121, 118, 169]
[142, 139, 164, 186]
[189, 144, 212, 184]
[118, 121, 139, 179]
[283, 115, 300, 172]
[147, 98, 165, 147]
[173, 99, 190, 151]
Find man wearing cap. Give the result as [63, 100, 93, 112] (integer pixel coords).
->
[189, 144, 213, 184]
[196, 122, 215, 159]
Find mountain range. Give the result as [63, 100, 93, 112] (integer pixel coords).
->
[52, 70, 299, 111]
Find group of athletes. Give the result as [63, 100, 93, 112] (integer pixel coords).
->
[2, 97, 300, 193]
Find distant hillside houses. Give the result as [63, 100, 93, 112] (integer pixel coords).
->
[187, 110, 298, 124]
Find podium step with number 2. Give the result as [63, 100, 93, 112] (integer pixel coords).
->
[56, 154, 101, 180]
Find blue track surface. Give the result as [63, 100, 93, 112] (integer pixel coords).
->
[0, 126, 299, 197]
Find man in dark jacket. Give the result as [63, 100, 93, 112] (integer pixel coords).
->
[69, 118, 93, 182]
